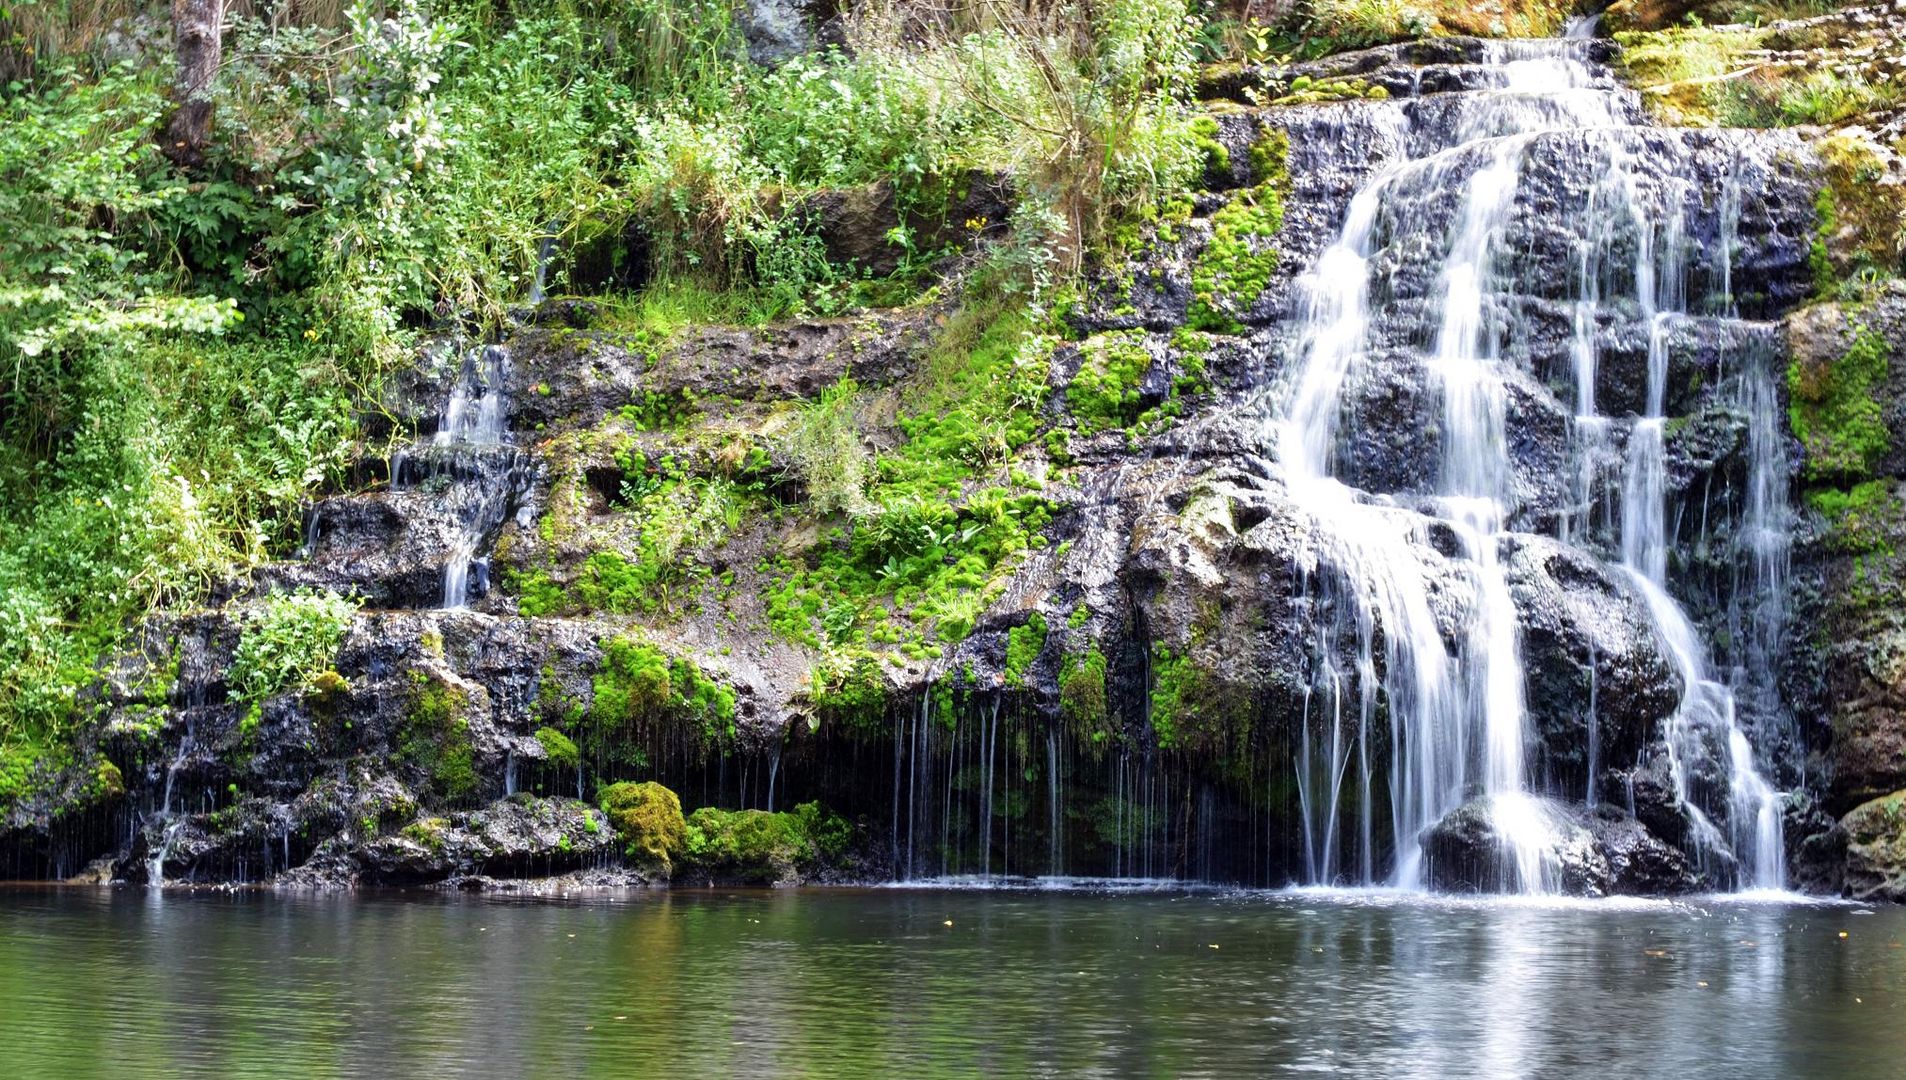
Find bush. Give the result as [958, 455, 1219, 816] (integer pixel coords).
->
[782, 379, 872, 516]
[226, 589, 360, 707]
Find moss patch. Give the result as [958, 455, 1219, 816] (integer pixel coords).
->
[589, 636, 737, 761]
[682, 801, 851, 884]
[1789, 323, 1890, 485]
[599, 780, 687, 874]
[400, 670, 478, 804]
[1189, 131, 1288, 333]
[1059, 644, 1112, 750]
[1810, 481, 1902, 557]
[1068, 332, 1154, 435]
[1147, 645, 1251, 763]
[534, 726, 580, 769]
[1004, 612, 1049, 688]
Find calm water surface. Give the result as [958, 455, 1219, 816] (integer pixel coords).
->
[0, 884, 1900, 1077]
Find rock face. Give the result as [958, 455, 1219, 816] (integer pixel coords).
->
[1843, 791, 1906, 901]
[0, 31, 1877, 898]
[1784, 285, 1906, 891]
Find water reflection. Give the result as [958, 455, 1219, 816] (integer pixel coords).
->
[0, 887, 1902, 1077]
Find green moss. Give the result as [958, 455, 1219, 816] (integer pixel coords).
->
[1068, 331, 1154, 435]
[810, 654, 889, 735]
[1060, 645, 1111, 749]
[599, 780, 687, 874]
[1189, 116, 1230, 181]
[1247, 130, 1290, 192]
[0, 742, 49, 810]
[1270, 77, 1386, 106]
[589, 636, 737, 759]
[402, 817, 449, 853]
[510, 568, 566, 617]
[1814, 136, 1906, 288]
[681, 801, 850, 883]
[1190, 132, 1288, 334]
[1005, 612, 1049, 688]
[400, 670, 478, 803]
[1811, 187, 1840, 299]
[1810, 480, 1901, 556]
[1147, 644, 1249, 761]
[619, 387, 701, 431]
[534, 726, 581, 769]
[1789, 324, 1891, 484]
[754, 299, 1061, 655]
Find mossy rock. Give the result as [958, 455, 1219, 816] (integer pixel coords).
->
[682, 802, 851, 885]
[599, 780, 687, 875]
[400, 670, 479, 804]
[534, 726, 581, 769]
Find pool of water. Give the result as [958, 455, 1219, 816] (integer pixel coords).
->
[1, 885, 1900, 1077]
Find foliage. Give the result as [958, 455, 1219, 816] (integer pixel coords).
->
[1619, 26, 1903, 132]
[599, 779, 687, 873]
[0, 0, 1214, 763]
[782, 379, 873, 516]
[226, 589, 360, 707]
[762, 298, 1056, 653]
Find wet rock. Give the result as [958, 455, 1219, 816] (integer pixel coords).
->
[1508, 536, 1683, 788]
[504, 311, 935, 435]
[1842, 790, 1906, 901]
[1786, 794, 1848, 895]
[356, 795, 618, 886]
[1422, 796, 1612, 896]
[735, 0, 841, 65]
[1582, 805, 1698, 894]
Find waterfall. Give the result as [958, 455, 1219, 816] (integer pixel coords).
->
[1273, 25, 1790, 893]
[393, 343, 529, 610]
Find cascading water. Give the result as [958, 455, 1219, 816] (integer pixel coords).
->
[391, 342, 532, 610]
[1274, 24, 1790, 893]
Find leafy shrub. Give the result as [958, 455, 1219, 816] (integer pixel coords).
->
[226, 589, 360, 707]
[782, 379, 872, 516]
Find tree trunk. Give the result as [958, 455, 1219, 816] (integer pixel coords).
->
[163, 0, 226, 170]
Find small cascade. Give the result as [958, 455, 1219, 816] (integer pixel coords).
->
[526, 220, 561, 306]
[1570, 142, 1788, 890]
[392, 342, 533, 610]
[143, 719, 195, 888]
